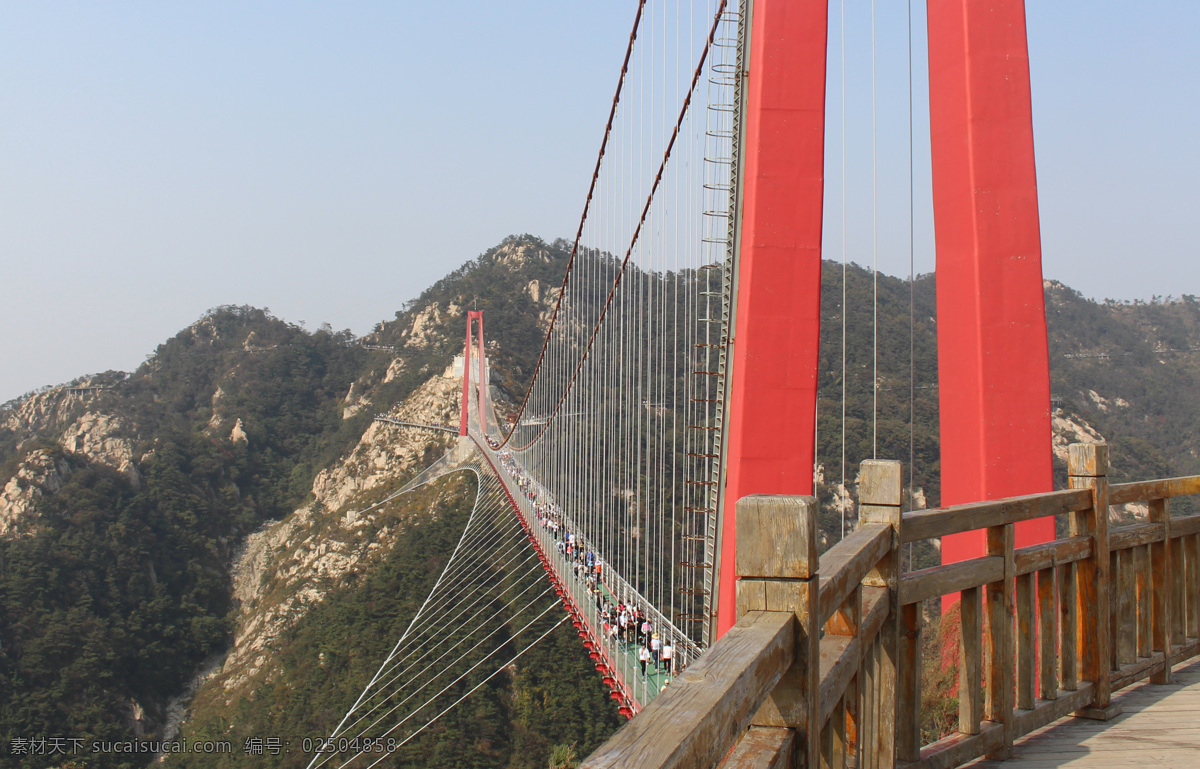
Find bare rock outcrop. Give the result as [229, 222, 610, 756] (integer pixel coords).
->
[492, 240, 552, 270]
[0, 449, 72, 537]
[403, 302, 443, 349]
[342, 379, 369, 420]
[1086, 389, 1130, 413]
[1051, 409, 1105, 465]
[4, 385, 95, 440]
[60, 412, 141, 486]
[383, 357, 405, 384]
[207, 386, 226, 430]
[311, 364, 461, 513]
[1, 380, 137, 532]
[214, 366, 465, 699]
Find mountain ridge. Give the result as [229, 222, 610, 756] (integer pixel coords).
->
[2, 235, 1198, 767]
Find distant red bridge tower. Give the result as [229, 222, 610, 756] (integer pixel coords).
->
[460, 311, 486, 437]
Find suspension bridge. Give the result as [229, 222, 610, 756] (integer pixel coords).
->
[301, 1, 1200, 767]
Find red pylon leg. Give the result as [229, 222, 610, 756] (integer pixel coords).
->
[928, 0, 1054, 568]
[475, 311, 487, 435]
[718, 0, 830, 638]
[460, 315, 472, 437]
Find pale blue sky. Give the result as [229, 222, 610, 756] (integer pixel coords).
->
[2, 2, 1197, 403]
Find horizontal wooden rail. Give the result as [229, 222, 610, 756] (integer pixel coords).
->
[817, 522, 892, 623]
[901, 556, 1003, 606]
[580, 611, 795, 769]
[1013, 535, 1091, 575]
[900, 722, 1004, 769]
[900, 534, 1093, 606]
[1109, 521, 1165, 552]
[1173, 513, 1200, 538]
[901, 488, 1091, 543]
[1109, 475, 1200, 506]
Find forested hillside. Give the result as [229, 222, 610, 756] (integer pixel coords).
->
[1045, 283, 1200, 482]
[813, 269, 1200, 520]
[171, 471, 621, 769]
[2, 233, 1198, 768]
[0, 237, 616, 769]
[0, 308, 373, 769]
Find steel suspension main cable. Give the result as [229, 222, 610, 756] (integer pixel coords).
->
[492, 0, 728, 453]
[490, 0, 649, 450]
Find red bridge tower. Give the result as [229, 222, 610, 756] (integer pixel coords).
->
[719, 0, 1053, 636]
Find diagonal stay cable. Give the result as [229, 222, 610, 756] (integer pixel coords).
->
[305, 459, 523, 766]
[304, 465, 485, 769]
[366, 472, 531, 645]
[328, 506, 535, 727]
[310, 465, 557, 769]
[355, 616, 571, 769]
[362, 495, 541, 681]
[336, 553, 552, 736]
[344, 444, 483, 523]
[329, 601, 565, 769]
[321, 583, 559, 757]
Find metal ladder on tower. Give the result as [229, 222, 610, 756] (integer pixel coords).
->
[681, 5, 743, 650]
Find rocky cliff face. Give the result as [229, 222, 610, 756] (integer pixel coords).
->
[2, 378, 118, 447]
[187, 362, 466, 708]
[1052, 409, 1106, 464]
[0, 382, 142, 534]
[60, 411, 141, 486]
[0, 449, 72, 537]
[312, 363, 460, 512]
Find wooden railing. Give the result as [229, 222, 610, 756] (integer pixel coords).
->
[581, 443, 1200, 768]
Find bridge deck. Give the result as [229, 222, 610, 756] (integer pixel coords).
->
[966, 657, 1200, 768]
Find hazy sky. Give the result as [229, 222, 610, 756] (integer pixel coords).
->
[3, 2, 1197, 403]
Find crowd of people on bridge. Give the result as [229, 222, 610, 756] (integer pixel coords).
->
[599, 600, 675, 677]
[498, 450, 610, 604]
[497, 450, 677, 681]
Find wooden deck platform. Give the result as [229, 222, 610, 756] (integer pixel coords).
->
[967, 657, 1200, 768]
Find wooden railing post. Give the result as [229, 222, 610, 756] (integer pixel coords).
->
[858, 460, 904, 767]
[822, 573, 860, 769]
[1068, 443, 1121, 720]
[983, 520, 1014, 759]
[1150, 496, 1173, 684]
[735, 495, 821, 768]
